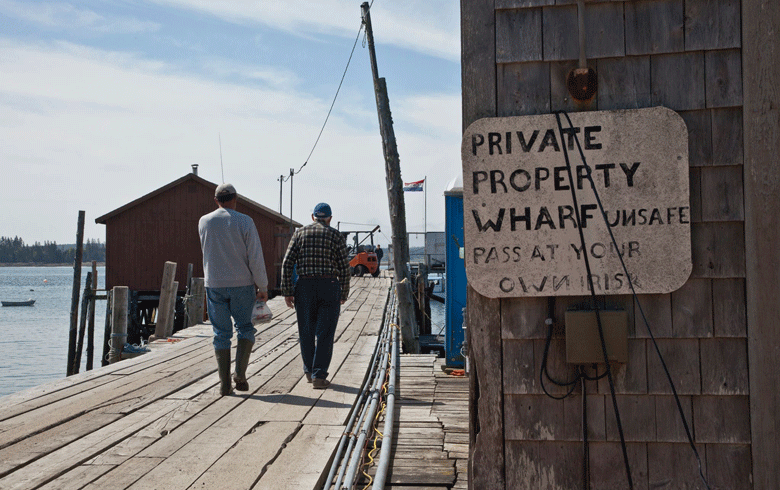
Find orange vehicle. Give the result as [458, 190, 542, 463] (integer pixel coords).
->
[349, 248, 379, 277]
[341, 225, 382, 277]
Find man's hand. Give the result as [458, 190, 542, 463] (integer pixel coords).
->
[256, 290, 268, 302]
[285, 296, 295, 308]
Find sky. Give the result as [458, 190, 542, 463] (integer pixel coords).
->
[0, 0, 462, 248]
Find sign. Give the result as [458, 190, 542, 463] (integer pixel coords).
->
[461, 107, 691, 298]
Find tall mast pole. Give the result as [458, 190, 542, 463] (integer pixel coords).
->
[361, 1, 418, 353]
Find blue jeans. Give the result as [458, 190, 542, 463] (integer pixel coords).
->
[206, 285, 257, 350]
[295, 277, 341, 379]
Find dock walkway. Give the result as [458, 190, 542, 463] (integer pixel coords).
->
[0, 276, 391, 489]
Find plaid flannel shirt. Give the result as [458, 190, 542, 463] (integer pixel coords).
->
[280, 221, 351, 300]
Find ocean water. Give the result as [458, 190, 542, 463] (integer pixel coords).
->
[0, 266, 106, 398]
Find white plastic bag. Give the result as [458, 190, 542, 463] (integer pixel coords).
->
[252, 300, 273, 325]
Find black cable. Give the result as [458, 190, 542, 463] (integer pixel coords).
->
[555, 111, 712, 490]
[283, 8, 367, 182]
[554, 111, 634, 490]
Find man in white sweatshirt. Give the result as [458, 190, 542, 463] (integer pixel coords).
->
[199, 183, 268, 396]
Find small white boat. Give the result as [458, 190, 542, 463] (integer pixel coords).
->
[1, 299, 36, 307]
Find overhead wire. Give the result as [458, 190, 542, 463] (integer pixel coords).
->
[282, 1, 374, 183]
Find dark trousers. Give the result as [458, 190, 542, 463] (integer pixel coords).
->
[294, 277, 341, 379]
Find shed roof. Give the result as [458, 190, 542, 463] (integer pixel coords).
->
[95, 173, 302, 227]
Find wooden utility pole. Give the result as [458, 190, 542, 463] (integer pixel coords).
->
[361, 1, 418, 353]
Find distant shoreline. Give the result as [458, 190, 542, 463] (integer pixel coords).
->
[0, 263, 106, 267]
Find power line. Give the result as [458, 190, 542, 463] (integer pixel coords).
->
[283, 7, 370, 182]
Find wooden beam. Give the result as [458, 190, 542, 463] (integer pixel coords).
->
[743, 1, 780, 488]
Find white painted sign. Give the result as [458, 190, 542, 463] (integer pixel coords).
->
[462, 107, 691, 298]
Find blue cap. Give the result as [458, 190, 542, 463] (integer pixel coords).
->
[313, 202, 332, 218]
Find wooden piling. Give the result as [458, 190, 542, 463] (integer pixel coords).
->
[87, 261, 97, 370]
[101, 289, 112, 367]
[108, 286, 129, 364]
[154, 261, 177, 339]
[187, 277, 205, 328]
[72, 271, 92, 375]
[66, 210, 85, 376]
[164, 281, 178, 338]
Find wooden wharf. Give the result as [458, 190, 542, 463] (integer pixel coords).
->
[0, 274, 470, 490]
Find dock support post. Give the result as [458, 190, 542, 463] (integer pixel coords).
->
[72, 271, 92, 375]
[153, 261, 177, 339]
[164, 281, 178, 337]
[101, 289, 112, 367]
[187, 277, 205, 328]
[109, 286, 129, 364]
[66, 210, 86, 376]
[86, 261, 97, 371]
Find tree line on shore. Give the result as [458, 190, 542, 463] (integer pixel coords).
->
[0, 236, 105, 264]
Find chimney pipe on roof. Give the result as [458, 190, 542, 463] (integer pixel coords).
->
[191, 164, 199, 176]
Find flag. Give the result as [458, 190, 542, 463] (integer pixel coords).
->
[403, 179, 425, 192]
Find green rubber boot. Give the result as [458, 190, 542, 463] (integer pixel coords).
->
[233, 338, 254, 391]
[214, 349, 232, 396]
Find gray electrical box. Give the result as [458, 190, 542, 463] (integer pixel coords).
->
[565, 310, 628, 364]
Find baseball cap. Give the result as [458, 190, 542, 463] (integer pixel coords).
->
[313, 202, 332, 218]
[215, 183, 236, 198]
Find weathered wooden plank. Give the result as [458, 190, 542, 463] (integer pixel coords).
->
[596, 56, 652, 111]
[633, 293, 672, 339]
[496, 0, 553, 7]
[498, 62, 550, 116]
[655, 394, 693, 443]
[497, 8, 542, 63]
[743, 1, 780, 487]
[705, 49, 742, 108]
[82, 457, 164, 490]
[647, 442, 707, 488]
[0, 399, 180, 489]
[704, 443, 752, 489]
[604, 395, 657, 442]
[0, 412, 121, 478]
[711, 107, 743, 166]
[711, 278, 746, 337]
[584, 2, 625, 59]
[505, 394, 564, 441]
[461, 0, 496, 130]
[689, 167, 703, 223]
[692, 395, 751, 444]
[542, 5, 577, 61]
[700, 338, 748, 396]
[691, 222, 746, 278]
[647, 339, 701, 395]
[505, 441, 581, 490]
[587, 442, 649, 490]
[685, 0, 741, 50]
[625, 0, 684, 56]
[467, 286, 505, 489]
[562, 394, 605, 442]
[502, 339, 536, 394]
[679, 109, 713, 167]
[256, 424, 343, 489]
[596, 339, 648, 394]
[652, 53, 706, 110]
[670, 278, 713, 337]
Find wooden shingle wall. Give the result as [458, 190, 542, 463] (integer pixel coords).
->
[462, 0, 764, 488]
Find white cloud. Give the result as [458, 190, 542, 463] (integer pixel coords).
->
[144, 0, 460, 61]
[0, 38, 461, 244]
[0, 0, 161, 34]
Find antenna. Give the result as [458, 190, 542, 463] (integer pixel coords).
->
[219, 133, 224, 182]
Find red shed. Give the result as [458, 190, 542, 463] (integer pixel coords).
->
[95, 172, 301, 293]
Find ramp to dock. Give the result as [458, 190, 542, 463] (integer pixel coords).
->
[0, 276, 390, 490]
